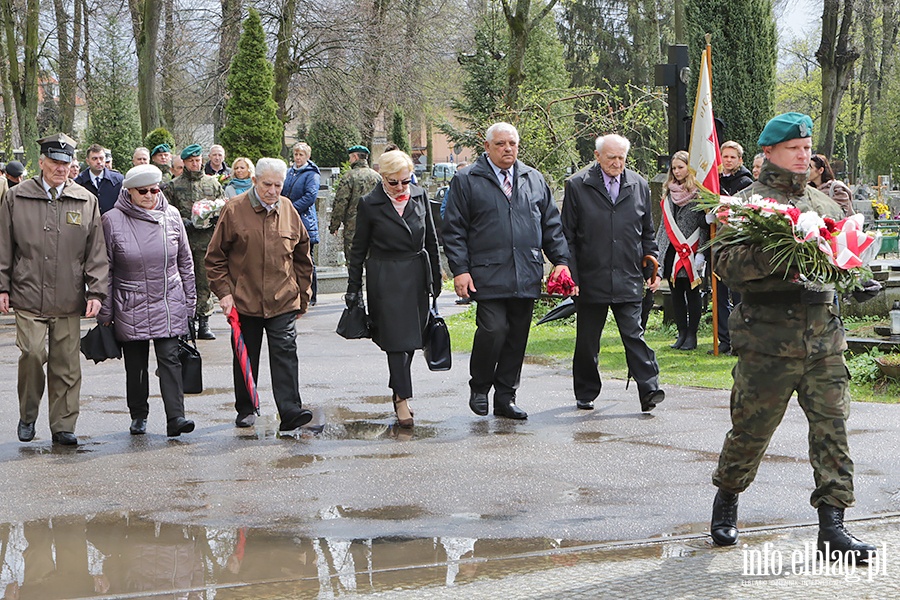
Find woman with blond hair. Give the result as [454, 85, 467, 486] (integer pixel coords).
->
[655, 150, 708, 350]
[345, 150, 442, 428]
[224, 157, 255, 198]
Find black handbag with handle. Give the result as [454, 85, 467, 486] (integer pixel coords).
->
[423, 296, 451, 371]
[179, 321, 203, 394]
[336, 293, 371, 339]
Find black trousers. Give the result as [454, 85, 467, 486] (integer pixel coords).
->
[715, 278, 741, 346]
[573, 300, 660, 401]
[232, 311, 305, 420]
[386, 351, 414, 399]
[310, 241, 318, 303]
[121, 337, 185, 422]
[469, 298, 535, 402]
[671, 277, 702, 333]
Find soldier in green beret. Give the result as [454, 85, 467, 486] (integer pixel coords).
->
[329, 145, 381, 264]
[709, 112, 879, 562]
[151, 143, 173, 185]
[164, 144, 225, 339]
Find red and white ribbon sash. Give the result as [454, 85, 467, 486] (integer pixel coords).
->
[661, 196, 701, 285]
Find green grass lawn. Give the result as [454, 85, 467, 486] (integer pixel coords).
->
[445, 301, 900, 404]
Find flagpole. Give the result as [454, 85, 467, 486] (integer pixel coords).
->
[704, 33, 721, 357]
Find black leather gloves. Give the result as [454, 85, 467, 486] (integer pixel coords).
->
[852, 279, 882, 303]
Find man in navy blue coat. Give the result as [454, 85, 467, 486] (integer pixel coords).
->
[74, 143, 124, 214]
[443, 122, 570, 420]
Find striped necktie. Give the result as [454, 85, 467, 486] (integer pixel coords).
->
[501, 169, 512, 199]
[49, 186, 58, 201]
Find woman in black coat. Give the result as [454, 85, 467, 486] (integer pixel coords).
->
[346, 150, 442, 428]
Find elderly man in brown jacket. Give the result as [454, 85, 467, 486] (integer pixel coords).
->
[0, 134, 108, 446]
[205, 157, 314, 432]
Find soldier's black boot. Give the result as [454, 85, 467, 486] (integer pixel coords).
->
[197, 316, 216, 340]
[710, 489, 739, 546]
[670, 330, 687, 349]
[817, 505, 877, 562]
[680, 329, 698, 351]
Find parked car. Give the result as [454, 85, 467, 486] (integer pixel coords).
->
[431, 163, 457, 183]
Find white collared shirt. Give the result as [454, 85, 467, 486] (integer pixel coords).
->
[41, 179, 65, 199]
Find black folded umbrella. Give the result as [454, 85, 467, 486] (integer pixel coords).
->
[536, 297, 576, 325]
[80, 325, 122, 363]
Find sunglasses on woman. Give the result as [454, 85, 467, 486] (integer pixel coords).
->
[135, 187, 161, 195]
[385, 179, 411, 187]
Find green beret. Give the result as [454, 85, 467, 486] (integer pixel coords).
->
[348, 145, 370, 155]
[151, 143, 171, 156]
[757, 112, 813, 147]
[181, 144, 203, 160]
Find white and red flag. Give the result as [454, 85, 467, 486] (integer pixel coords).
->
[688, 43, 721, 195]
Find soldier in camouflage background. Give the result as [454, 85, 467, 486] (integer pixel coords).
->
[709, 112, 878, 563]
[151, 144, 174, 187]
[329, 145, 381, 264]
[164, 144, 225, 340]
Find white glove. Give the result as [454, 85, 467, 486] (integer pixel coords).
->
[693, 253, 706, 277]
[705, 210, 717, 225]
[694, 254, 706, 269]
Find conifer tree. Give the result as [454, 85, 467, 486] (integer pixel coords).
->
[219, 8, 283, 163]
[390, 108, 411, 154]
[685, 0, 777, 157]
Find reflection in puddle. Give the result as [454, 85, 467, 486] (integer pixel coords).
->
[573, 431, 613, 443]
[272, 455, 325, 469]
[0, 512, 642, 599]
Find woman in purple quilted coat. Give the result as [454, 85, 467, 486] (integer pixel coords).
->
[98, 165, 197, 437]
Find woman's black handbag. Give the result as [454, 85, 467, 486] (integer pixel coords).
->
[179, 323, 203, 394]
[423, 297, 451, 371]
[336, 295, 371, 339]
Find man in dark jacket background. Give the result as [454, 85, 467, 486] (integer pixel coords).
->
[75, 143, 124, 214]
[284, 142, 321, 305]
[443, 122, 570, 420]
[711, 140, 754, 355]
[561, 134, 664, 413]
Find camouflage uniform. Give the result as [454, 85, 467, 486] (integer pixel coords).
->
[711, 160, 855, 509]
[157, 163, 173, 187]
[329, 159, 381, 264]
[164, 169, 225, 318]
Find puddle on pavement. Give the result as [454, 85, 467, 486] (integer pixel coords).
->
[573, 431, 614, 443]
[0, 512, 674, 599]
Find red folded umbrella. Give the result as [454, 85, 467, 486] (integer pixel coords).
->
[227, 307, 260, 415]
[547, 269, 576, 296]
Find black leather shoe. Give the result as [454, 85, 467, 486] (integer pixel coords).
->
[817, 505, 877, 562]
[468, 391, 489, 416]
[17, 420, 35, 442]
[710, 489, 739, 546]
[640, 389, 665, 412]
[235, 413, 257, 428]
[708, 343, 732, 355]
[130, 418, 147, 435]
[51, 431, 78, 446]
[494, 401, 528, 420]
[279, 409, 313, 432]
[167, 417, 195, 437]
[576, 400, 594, 410]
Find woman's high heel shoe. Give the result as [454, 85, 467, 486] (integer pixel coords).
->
[392, 396, 414, 429]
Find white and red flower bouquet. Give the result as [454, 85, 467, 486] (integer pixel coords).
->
[703, 194, 882, 292]
[191, 198, 226, 230]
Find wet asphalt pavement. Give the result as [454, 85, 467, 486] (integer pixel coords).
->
[1, 292, 899, 598]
